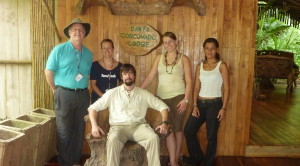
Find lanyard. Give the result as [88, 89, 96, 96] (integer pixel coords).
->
[75, 50, 82, 70]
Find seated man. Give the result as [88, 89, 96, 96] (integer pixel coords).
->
[88, 63, 169, 166]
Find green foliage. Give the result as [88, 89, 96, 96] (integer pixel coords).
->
[256, 16, 300, 67]
[256, 17, 290, 49]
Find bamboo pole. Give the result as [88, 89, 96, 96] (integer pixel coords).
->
[32, 0, 55, 109]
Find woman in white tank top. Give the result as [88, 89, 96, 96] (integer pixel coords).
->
[141, 32, 193, 166]
[183, 38, 230, 166]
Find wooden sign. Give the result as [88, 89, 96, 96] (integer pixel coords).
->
[119, 24, 160, 56]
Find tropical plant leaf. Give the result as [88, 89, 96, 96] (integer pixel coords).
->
[256, 8, 300, 66]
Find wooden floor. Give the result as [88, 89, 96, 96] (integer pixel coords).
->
[250, 82, 300, 145]
[213, 156, 300, 166]
[44, 155, 300, 166]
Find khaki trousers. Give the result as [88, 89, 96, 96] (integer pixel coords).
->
[106, 123, 161, 166]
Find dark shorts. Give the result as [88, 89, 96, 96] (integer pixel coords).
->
[162, 94, 186, 132]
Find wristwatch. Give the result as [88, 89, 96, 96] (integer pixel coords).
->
[184, 99, 189, 103]
[161, 121, 169, 125]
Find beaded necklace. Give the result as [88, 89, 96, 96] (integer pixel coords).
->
[164, 51, 179, 74]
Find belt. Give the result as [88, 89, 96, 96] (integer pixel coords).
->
[57, 86, 87, 92]
[198, 97, 222, 103]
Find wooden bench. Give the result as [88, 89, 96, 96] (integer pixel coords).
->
[83, 109, 165, 166]
[254, 50, 297, 98]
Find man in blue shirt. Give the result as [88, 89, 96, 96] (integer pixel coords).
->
[45, 18, 93, 166]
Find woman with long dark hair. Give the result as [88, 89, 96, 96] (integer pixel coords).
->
[184, 38, 230, 166]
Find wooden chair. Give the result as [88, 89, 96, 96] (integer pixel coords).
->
[84, 109, 164, 166]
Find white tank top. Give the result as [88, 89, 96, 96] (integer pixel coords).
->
[199, 61, 223, 97]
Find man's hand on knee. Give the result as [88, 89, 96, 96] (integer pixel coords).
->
[91, 125, 105, 138]
[155, 122, 169, 134]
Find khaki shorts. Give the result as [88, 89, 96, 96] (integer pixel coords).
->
[162, 94, 186, 132]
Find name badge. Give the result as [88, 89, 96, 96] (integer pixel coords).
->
[75, 73, 83, 82]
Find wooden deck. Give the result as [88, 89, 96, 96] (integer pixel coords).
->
[213, 156, 300, 166]
[250, 82, 300, 146]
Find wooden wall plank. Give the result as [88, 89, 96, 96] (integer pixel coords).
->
[97, 7, 105, 60]
[0, 0, 8, 120]
[18, 0, 31, 61]
[4, 0, 20, 118]
[18, 0, 32, 116]
[6, 65, 20, 118]
[18, 65, 32, 114]
[65, 0, 73, 31]
[244, 47, 255, 147]
[57, 0, 66, 40]
[0, 66, 7, 120]
[187, 8, 195, 68]
[219, 47, 240, 155]
[183, 7, 190, 57]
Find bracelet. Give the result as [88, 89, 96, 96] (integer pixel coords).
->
[184, 98, 189, 103]
[193, 104, 197, 107]
[161, 121, 169, 125]
[221, 107, 227, 110]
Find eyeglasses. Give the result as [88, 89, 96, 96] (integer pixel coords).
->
[70, 28, 85, 33]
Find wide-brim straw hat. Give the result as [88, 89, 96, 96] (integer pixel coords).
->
[63, 18, 90, 38]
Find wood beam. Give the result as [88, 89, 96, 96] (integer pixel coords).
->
[76, 0, 206, 16]
[0, 60, 32, 65]
[76, 0, 108, 15]
[173, 0, 206, 16]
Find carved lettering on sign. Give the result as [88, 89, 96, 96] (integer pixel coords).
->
[119, 24, 160, 56]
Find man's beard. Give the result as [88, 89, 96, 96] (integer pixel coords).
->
[124, 79, 134, 86]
